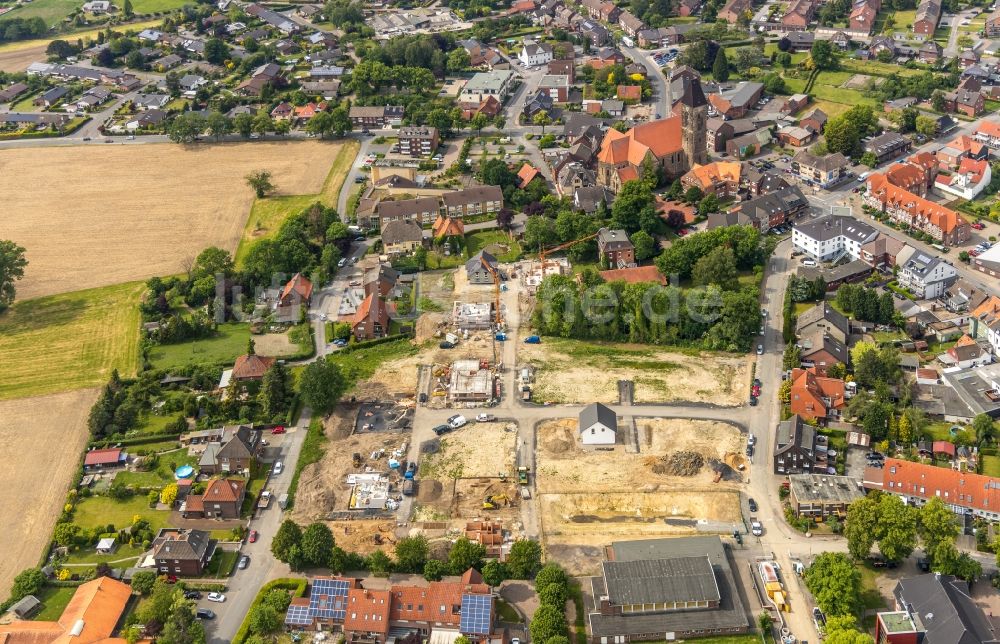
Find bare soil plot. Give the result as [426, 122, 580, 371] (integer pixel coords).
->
[1, 141, 343, 300]
[253, 332, 299, 356]
[520, 339, 749, 405]
[0, 43, 45, 72]
[0, 389, 98, 599]
[419, 422, 517, 479]
[537, 419, 746, 494]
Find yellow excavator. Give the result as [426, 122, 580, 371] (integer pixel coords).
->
[483, 494, 510, 510]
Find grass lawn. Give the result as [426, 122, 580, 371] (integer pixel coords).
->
[424, 251, 465, 270]
[982, 455, 1000, 477]
[72, 495, 170, 533]
[130, 0, 190, 12]
[32, 586, 77, 621]
[893, 9, 916, 29]
[114, 449, 199, 488]
[6, 0, 93, 24]
[148, 323, 251, 370]
[135, 413, 180, 436]
[287, 417, 327, 509]
[0, 281, 142, 400]
[495, 598, 523, 622]
[839, 58, 926, 78]
[327, 338, 421, 388]
[63, 542, 146, 566]
[923, 420, 958, 441]
[235, 140, 359, 267]
[858, 563, 887, 611]
[205, 550, 239, 577]
[465, 230, 523, 263]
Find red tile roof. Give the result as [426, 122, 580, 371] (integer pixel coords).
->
[932, 441, 956, 455]
[866, 173, 967, 234]
[345, 588, 392, 634]
[617, 84, 641, 101]
[0, 577, 134, 644]
[203, 477, 246, 503]
[789, 367, 846, 419]
[232, 353, 275, 380]
[280, 272, 313, 305]
[84, 448, 122, 467]
[873, 458, 1000, 512]
[517, 163, 540, 188]
[596, 117, 683, 168]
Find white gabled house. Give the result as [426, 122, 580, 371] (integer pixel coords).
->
[579, 402, 617, 446]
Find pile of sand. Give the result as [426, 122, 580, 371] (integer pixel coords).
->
[415, 312, 446, 343]
[417, 479, 444, 502]
[650, 451, 704, 476]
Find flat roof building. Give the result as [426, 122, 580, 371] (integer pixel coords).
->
[788, 474, 864, 519]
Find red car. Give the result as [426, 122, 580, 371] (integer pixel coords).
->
[271, 426, 286, 435]
[677, 229, 688, 236]
[973, 222, 986, 230]
[751, 385, 761, 397]
[165, 575, 178, 584]
[248, 530, 258, 543]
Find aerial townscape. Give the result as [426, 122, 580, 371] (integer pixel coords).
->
[15, 0, 1000, 643]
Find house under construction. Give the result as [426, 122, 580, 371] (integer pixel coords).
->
[522, 257, 571, 294]
[449, 359, 495, 402]
[452, 302, 493, 330]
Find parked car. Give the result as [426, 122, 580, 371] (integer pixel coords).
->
[476, 413, 496, 422]
[207, 592, 226, 603]
[756, 344, 764, 355]
[419, 393, 428, 403]
[748, 433, 756, 446]
[448, 414, 467, 428]
[271, 426, 286, 435]
[439, 341, 455, 349]
[248, 530, 258, 543]
[748, 498, 758, 512]
[273, 461, 283, 475]
[750, 518, 763, 536]
[749, 396, 758, 406]
[196, 608, 216, 620]
[184, 590, 202, 600]
[433, 424, 453, 436]
[238, 555, 250, 569]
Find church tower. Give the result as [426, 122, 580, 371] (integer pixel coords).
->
[678, 76, 708, 168]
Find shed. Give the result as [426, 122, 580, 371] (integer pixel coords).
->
[96, 537, 118, 554]
[932, 441, 956, 458]
[9, 595, 41, 619]
[579, 402, 617, 445]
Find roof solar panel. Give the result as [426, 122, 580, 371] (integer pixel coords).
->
[309, 579, 351, 620]
[460, 594, 492, 635]
[285, 604, 313, 626]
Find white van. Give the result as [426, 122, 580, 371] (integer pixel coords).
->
[802, 259, 817, 267]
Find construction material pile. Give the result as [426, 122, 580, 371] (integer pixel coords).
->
[707, 458, 740, 481]
[650, 451, 704, 476]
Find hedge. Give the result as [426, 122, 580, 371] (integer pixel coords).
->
[232, 578, 308, 644]
[338, 333, 411, 355]
[90, 432, 183, 449]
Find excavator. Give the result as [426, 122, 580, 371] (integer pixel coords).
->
[483, 493, 510, 510]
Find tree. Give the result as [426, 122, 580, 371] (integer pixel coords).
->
[538, 582, 568, 608]
[777, 36, 791, 51]
[46, 39, 76, 59]
[920, 496, 959, 556]
[299, 357, 347, 415]
[810, 39, 837, 70]
[860, 151, 878, 168]
[824, 616, 874, 644]
[630, 231, 656, 262]
[523, 216, 559, 252]
[932, 90, 947, 113]
[123, 0, 134, 15]
[482, 560, 508, 586]
[692, 246, 738, 290]
[712, 47, 729, 82]
[507, 539, 543, 579]
[529, 604, 566, 642]
[330, 106, 352, 137]
[611, 180, 656, 234]
[204, 38, 229, 65]
[260, 362, 290, 418]
[205, 112, 231, 141]
[248, 604, 281, 636]
[684, 185, 704, 204]
[532, 110, 552, 133]
[131, 570, 157, 595]
[158, 600, 205, 644]
[394, 535, 429, 573]
[301, 522, 335, 567]
[367, 549, 394, 575]
[448, 537, 486, 574]
[534, 563, 567, 589]
[845, 493, 918, 562]
[915, 115, 938, 138]
[271, 519, 303, 562]
[447, 47, 470, 72]
[245, 170, 274, 198]
[53, 521, 80, 546]
[234, 113, 254, 138]
[973, 413, 995, 445]
[804, 552, 862, 617]
[698, 193, 720, 217]
[160, 483, 178, 507]
[423, 559, 448, 581]
[10, 568, 45, 602]
[470, 112, 489, 136]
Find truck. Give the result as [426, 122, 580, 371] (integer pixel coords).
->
[521, 386, 532, 401]
[495, 332, 507, 341]
[519, 486, 531, 500]
[278, 493, 289, 510]
[402, 479, 416, 496]
[257, 490, 272, 509]
[523, 335, 541, 344]
[517, 466, 529, 485]
[445, 333, 459, 345]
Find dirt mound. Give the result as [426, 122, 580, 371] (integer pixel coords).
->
[540, 420, 576, 454]
[651, 451, 704, 476]
[707, 458, 740, 482]
[418, 479, 444, 502]
[415, 312, 446, 342]
[421, 438, 442, 454]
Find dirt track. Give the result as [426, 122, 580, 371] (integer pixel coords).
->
[1, 141, 342, 299]
[0, 389, 97, 599]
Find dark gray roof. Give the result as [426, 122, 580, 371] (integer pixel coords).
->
[678, 75, 707, 108]
[579, 402, 616, 433]
[795, 215, 877, 244]
[774, 415, 815, 455]
[381, 219, 423, 244]
[152, 529, 212, 561]
[739, 185, 806, 224]
[895, 575, 999, 644]
[603, 556, 720, 605]
[466, 250, 498, 274]
[796, 303, 849, 338]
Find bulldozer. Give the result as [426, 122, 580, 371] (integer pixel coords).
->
[483, 494, 510, 510]
[352, 452, 363, 468]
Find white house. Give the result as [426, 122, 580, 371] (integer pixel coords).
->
[792, 215, 879, 262]
[83, 0, 111, 12]
[579, 402, 617, 446]
[897, 252, 958, 299]
[519, 39, 554, 67]
[933, 158, 992, 201]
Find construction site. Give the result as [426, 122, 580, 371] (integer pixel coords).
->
[535, 417, 747, 573]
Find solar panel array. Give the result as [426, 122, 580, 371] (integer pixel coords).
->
[310, 578, 351, 620]
[285, 603, 312, 626]
[460, 594, 492, 635]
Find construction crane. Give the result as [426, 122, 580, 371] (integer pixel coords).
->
[538, 232, 600, 270]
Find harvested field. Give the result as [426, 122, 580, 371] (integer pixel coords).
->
[537, 419, 746, 493]
[0, 282, 142, 400]
[1, 141, 344, 299]
[520, 338, 749, 405]
[419, 422, 517, 479]
[0, 20, 162, 72]
[0, 389, 98, 599]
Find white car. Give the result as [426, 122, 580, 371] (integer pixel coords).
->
[747, 433, 756, 447]
[207, 592, 226, 603]
[750, 519, 763, 537]
[448, 414, 467, 428]
[476, 413, 495, 422]
[273, 461, 283, 475]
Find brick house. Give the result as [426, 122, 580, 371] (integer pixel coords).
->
[231, 353, 275, 382]
[865, 173, 971, 245]
[913, 0, 941, 36]
[352, 294, 390, 340]
[182, 478, 246, 519]
[944, 88, 985, 117]
[152, 528, 216, 576]
[789, 367, 846, 420]
[198, 425, 261, 475]
[597, 228, 635, 267]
